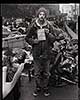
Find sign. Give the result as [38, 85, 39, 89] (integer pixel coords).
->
[37, 29, 46, 41]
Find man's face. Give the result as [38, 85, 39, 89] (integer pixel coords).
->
[38, 11, 46, 21]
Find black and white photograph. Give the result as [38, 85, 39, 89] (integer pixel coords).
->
[1, 3, 79, 100]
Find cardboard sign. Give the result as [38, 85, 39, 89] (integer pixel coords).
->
[37, 29, 46, 41]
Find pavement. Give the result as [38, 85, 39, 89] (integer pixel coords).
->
[19, 75, 79, 100]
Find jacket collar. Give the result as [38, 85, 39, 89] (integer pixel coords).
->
[35, 18, 47, 29]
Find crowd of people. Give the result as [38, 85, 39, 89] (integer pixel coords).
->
[2, 17, 30, 38]
[2, 13, 77, 38]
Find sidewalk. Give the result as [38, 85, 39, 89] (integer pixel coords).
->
[19, 76, 79, 100]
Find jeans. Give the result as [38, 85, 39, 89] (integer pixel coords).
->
[33, 58, 50, 90]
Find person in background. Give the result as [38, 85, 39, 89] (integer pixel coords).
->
[25, 7, 64, 97]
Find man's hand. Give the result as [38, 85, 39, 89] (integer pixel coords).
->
[33, 39, 39, 44]
[44, 28, 49, 34]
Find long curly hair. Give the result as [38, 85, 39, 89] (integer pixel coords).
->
[36, 7, 48, 18]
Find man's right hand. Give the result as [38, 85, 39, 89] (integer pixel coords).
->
[33, 39, 39, 44]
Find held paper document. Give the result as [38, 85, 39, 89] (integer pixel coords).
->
[37, 29, 46, 41]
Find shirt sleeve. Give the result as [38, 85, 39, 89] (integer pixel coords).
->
[47, 23, 57, 43]
[25, 24, 35, 46]
[47, 23, 65, 43]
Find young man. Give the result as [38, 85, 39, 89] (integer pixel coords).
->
[25, 7, 64, 96]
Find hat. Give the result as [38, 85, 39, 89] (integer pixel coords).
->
[36, 7, 48, 18]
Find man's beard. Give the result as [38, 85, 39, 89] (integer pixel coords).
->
[39, 18, 45, 24]
[40, 17, 45, 21]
